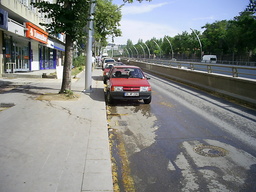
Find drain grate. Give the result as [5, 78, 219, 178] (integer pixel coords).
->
[194, 144, 228, 157]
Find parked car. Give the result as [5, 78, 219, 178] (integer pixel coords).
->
[102, 58, 115, 70]
[105, 65, 152, 104]
[103, 62, 125, 84]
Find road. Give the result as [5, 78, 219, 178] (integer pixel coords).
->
[107, 72, 256, 192]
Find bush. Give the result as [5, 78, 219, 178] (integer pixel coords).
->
[73, 55, 86, 67]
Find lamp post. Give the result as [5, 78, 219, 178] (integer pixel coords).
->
[190, 28, 203, 60]
[139, 44, 146, 59]
[143, 42, 151, 58]
[128, 47, 133, 58]
[84, 0, 96, 92]
[124, 48, 130, 58]
[164, 36, 174, 59]
[133, 46, 139, 58]
[153, 40, 161, 58]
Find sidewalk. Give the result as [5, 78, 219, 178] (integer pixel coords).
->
[0, 69, 113, 192]
[1, 69, 57, 79]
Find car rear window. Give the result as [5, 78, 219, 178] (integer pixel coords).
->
[111, 68, 144, 78]
[105, 59, 115, 63]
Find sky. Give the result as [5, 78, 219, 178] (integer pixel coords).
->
[110, 0, 249, 45]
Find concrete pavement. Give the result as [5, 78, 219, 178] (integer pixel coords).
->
[0, 68, 113, 192]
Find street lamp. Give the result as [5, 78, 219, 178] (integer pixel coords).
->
[153, 40, 161, 58]
[124, 48, 130, 58]
[164, 36, 174, 59]
[190, 28, 203, 60]
[143, 42, 151, 59]
[139, 44, 146, 59]
[128, 47, 133, 58]
[84, 0, 96, 92]
[133, 46, 139, 58]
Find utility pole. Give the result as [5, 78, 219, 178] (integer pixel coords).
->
[84, 0, 96, 92]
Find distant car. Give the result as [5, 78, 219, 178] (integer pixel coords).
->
[105, 65, 152, 104]
[103, 62, 125, 84]
[102, 58, 115, 70]
[201, 55, 217, 63]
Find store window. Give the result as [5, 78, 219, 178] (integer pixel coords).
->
[39, 45, 56, 69]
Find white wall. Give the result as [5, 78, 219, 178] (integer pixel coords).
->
[30, 41, 39, 71]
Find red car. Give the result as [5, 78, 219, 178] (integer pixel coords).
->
[105, 65, 152, 104]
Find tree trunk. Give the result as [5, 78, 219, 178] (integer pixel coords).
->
[60, 34, 73, 93]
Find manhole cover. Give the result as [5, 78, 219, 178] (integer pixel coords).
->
[194, 144, 228, 157]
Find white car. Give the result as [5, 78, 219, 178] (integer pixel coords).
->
[102, 58, 115, 70]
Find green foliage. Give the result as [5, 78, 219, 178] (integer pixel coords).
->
[63, 89, 74, 98]
[73, 55, 86, 67]
[202, 20, 229, 55]
[31, 0, 90, 42]
[94, 0, 122, 47]
[125, 0, 256, 61]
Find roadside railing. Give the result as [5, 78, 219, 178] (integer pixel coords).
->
[128, 58, 256, 80]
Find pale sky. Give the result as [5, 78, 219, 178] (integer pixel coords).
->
[110, 0, 249, 45]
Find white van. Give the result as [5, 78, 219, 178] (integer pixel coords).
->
[201, 55, 217, 63]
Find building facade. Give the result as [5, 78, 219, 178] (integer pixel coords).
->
[0, 0, 65, 76]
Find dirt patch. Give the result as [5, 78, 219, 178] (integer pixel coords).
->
[36, 93, 80, 101]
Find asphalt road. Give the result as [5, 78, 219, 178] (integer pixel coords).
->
[107, 72, 256, 192]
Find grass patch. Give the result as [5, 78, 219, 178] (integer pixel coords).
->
[72, 66, 85, 78]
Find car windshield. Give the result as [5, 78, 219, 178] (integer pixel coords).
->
[111, 68, 144, 78]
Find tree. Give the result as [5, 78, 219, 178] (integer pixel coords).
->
[225, 0, 256, 60]
[202, 20, 229, 56]
[32, 0, 151, 94]
[94, 0, 122, 52]
[31, 0, 90, 93]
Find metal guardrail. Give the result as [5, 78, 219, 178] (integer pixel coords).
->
[127, 58, 256, 80]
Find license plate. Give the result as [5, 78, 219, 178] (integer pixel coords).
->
[124, 92, 139, 96]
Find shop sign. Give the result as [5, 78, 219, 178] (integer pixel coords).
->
[8, 19, 24, 36]
[48, 38, 65, 51]
[25, 22, 48, 44]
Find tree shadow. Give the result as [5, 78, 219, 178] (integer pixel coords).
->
[240, 164, 256, 192]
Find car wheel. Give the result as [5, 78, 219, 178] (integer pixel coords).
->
[107, 91, 113, 104]
[143, 96, 151, 104]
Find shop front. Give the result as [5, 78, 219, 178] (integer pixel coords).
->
[1, 17, 31, 73]
[1, 19, 65, 73]
[3, 33, 30, 72]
